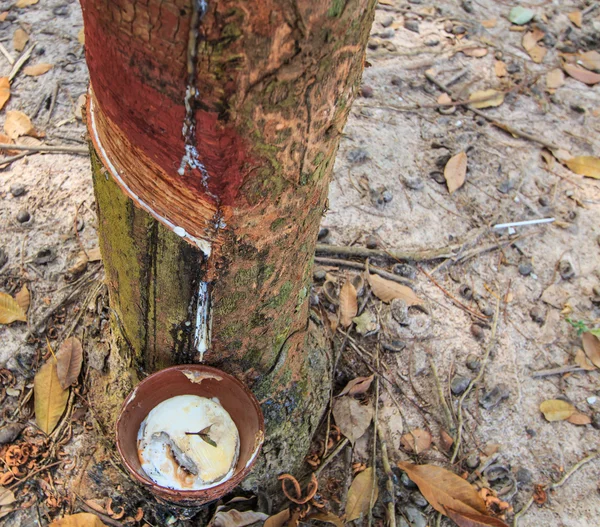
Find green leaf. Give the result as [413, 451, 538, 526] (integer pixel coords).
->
[508, 7, 534, 25]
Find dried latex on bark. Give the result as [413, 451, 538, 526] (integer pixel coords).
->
[137, 395, 240, 490]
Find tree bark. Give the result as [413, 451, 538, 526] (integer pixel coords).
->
[81, 0, 376, 484]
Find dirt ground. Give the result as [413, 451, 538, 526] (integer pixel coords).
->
[1, 1, 599, 526]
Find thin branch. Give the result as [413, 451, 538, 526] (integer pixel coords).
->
[315, 256, 414, 286]
[9, 44, 35, 82]
[0, 143, 89, 154]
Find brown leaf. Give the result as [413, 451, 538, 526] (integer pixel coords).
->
[444, 151, 468, 193]
[438, 93, 452, 105]
[546, 68, 565, 90]
[440, 429, 454, 452]
[574, 348, 596, 371]
[539, 399, 575, 422]
[23, 63, 53, 76]
[0, 486, 16, 507]
[211, 510, 268, 527]
[50, 513, 107, 526]
[563, 63, 600, 85]
[568, 11, 583, 28]
[306, 512, 344, 527]
[0, 291, 27, 325]
[13, 29, 29, 52]
[446, 508, 509, 527]
[0, 77, 9, 111]
[400, 429, 432, 453]
[567, 412, 592, 425]
[527, 45, 547, 64]
[494, 61, 507, 78]
[346, 467, 378, 522]
[367, 272, 424, 305]
[78, 28, 85, 46]
[332, 396, 373, 444]
[339, 280, 358, 328]
[481, 19, 497, 28]
[397, 462, 487, 517]
[565, 156, 600, 179]
[462, 48, 488, 58]
[67, 252, 89, 276]
[578, 50, 600, 72]
[56, 337, 83, 389]
[468, 90, 504, 109]
[14, 284, 30, 314]
[522, 30, 544, 51]
[15, 0, 39, 6]
[263, 509, 290, 527]
[582, 332, 600, 368]
[87, 247, 102, 262]
[337, 374, 375, 397]
[34, 358, 69, 434]
[4, 110, 35, 140]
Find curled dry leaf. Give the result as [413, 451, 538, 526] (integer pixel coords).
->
[337, 374, 375, 397]
[566, 412, 592, 426]
[397, 462, 490, 519]
[400, 428, 432, 454]
[15, 284, 30, 314]
[565, 156, 600, 179]
[440, 429, 454, 452]
[4, 110, 35, 140]
[568, 11, 583, 28]
[546, 69, 565, 90]
[582, 332, 600, 368]
[526, 45, 547, 64]
[0, 291, 27, 325]
[56, 337, 84, 389]
[34, 358, 70, 434]
[339, 279, 358, 328]
[211, 509, 268, 527]
[446, 508, 510, 527]
[263, 509, 290, 527]
[574, 348, 596, 371]
[50, 513, 107, 526]
[306, 512, 344, 527]
[563, 63, 600, 85]
[13, 29, 29, 52]
[539, 399, 575, 422]
[23, 63, 53, 76]
[0, 77, 9, 111]
[522, 29, 544, 52]
[444, 151, 468, 194]
[0, 486, 15, 507]
[346, 467, 378, 522]
[367, 272, 424, 305]
[468, 90, 504, 109]
[578, 50, 600, 72]
[332, 396, 373, 444]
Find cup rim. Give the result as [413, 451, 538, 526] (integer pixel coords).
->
[115, 364, 264, 498]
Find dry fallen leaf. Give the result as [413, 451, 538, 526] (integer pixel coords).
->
[263, 509, 290, 527]
[56, 337, 84, 389]
[400, 428, 432, 454]
[522, 30, 544, 51]
[13, 28, 29, 52]
[77, 28, 86, 46]
[332, 396, 373, 444]
[527, 44, 547, 64]
[367, 272, 424, 305]
[446, 508, 510, 527]
[397, 462, 489, 519]
[546, 68, 565, 90]
[563, 63, 600, 85]
[15, 0, 39, 6]
[567, 412, 592, 426]
[0, 486, 16, 507]
[346, 467, 378, 522]
[339, 280, 358, 328]
[565, 156, 600, 179]
[337, 374, 375, 397]
[578, 50, 600, 72]
[462, 48, 488, 58]
[468, 90, 504, 109]
[438, 93, 452, 105]
[494, 61, 507, 78]
[0, 77, 10, 111]
[481, 19, 497, 28]
[582, 332, 600, 368]
[306, 512, 344, 527]
[87, 247, 102, 261]
[50, 513, 107, 526]
[539, 399, 575, 422]
[211, 509, 268, 527]
[24, 63, 53, 76]
[34, 358, 70, 434]
[14, 285, 30, 314]
[444, 151, 468, 193]
[574, 348, 596, 371]
[0, 291, 27, 325]
[4, 110, 35, 140]
[440, 429, 454, 452]
[568, 11, 583, 28]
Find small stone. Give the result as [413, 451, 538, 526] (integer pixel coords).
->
[494, 51, 503, 60]
[466, 452, 480, 469]
[360, 85, 374, 98]
[391, 75, 403, 87]
[34, 247, 56, 265]
[425, 38, 440, 47]
[309, 293, 319, 306]
[10, 184, 25, 197]
[538, 195, 550, 207]
[380, 28, 395, 39]
[52, 5, 70, 16]
[497, 179, 515, 194]
[405, 506, 427, 527]
[318, 227, 330, 240]
[367, 39, 380, 50]
[401, 472, 417, 488]
[76, 217, 85, 232]
[0, 423, 25, 445]
[64, 63, 76, 73]
[506, 62, 521, 74]
[382, 190, 393, 203]
[466, 354, 481, 371]
[530, 306, 544, 325]
[459, 284, 473, 300]
[16, 210, 31, 223]
[347, 148, 369, 164]
[366, 235, 378, 249]
[313, 270, 326, 282]
[0, 248, 7, 270]
[451, 375, 471, 396]
[592, 412, 600, 430]
[382, 340, 406, 353]
[481, 384, 510, 410]
[444, 21, 454, 33]
[559, 260, 575, 280]
[461, 0, 474, 13]
[430, 171, 446, 184]
[471, 324, 484, 340]
[452, 25, 467, 35]
[516, 467, 532, 485]
[587, 396, 597, 405]
[481, 305, 494, 317]
[518, 262, 533, 276]
[393, 263, 416, 279]
[403, 176, 424, 191]
[404, 20, 420, 33]
[381, 15, 394, 28]
[411, 492, 428, 508]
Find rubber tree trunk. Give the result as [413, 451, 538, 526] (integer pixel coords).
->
[81, 0, 376, 485]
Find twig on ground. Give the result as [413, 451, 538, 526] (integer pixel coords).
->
[316, 241, 464, 263]
[9, 461, 62, 490]
[0, 143, 89, 155]
[8, 44, 35, 82]
[512, 454, 598, 527]
[531, 365, 589, 378]
[0, 152, 32, 168]
[368, 343, 381, 527]
[315, 256, 414, 286]
[46, 82, 61, 125]
[323, 332, 348, 458]
[451, 297, 501, 464]
[377, 423, 396, 527]
[0, 42, 15, 65]
[428, 353, 455, 433]
[314, 437, 350, 478]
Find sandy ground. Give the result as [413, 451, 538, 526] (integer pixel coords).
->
[1, 1, 599, 526]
